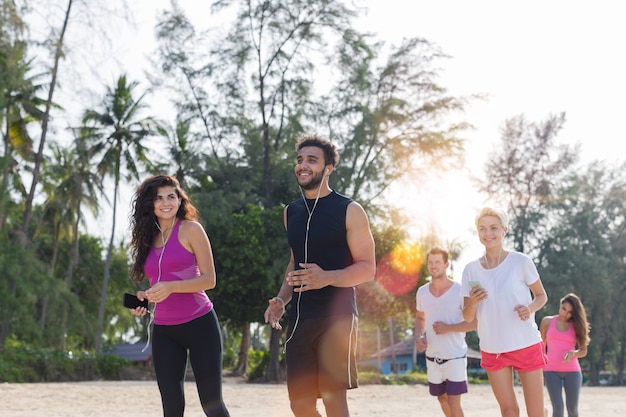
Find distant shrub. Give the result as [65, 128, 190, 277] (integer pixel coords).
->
[247, 349, 270, 381]
[0, 341, 129, 383]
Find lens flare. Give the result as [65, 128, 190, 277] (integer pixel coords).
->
[376, 241, 424, 295]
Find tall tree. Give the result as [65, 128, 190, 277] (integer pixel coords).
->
[320, 34, 469, 210]
[477, 113, 578, 254]
[152, 1, 471, 382]
[210, 204, 287, 377]
[39, 135, 103, 349]
[155, 116, 204, 190]
[20, 0, 74, 242]
[82, 74, 159, 353]
[0, 0, 47, 233]
[538, 160, 626, 385]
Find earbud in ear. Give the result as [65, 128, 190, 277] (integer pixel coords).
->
[326, 168, 330, 174]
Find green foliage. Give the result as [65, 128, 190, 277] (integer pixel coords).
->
[0, 337, 129, 382]
[537, 161, 626, 384]
[0, 234, 50, 346]
[210, 204, 288, 327]
[247, 349, 271, 381]
[357, 370, 428, 386]
[478, 113, 578, 255]
[467, 369, 490, 384]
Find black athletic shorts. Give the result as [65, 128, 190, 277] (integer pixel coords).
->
[285, 314, 358, 400]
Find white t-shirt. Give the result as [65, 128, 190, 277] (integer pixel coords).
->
[416, 281, 468, 359]
[461, 251, 542, 353]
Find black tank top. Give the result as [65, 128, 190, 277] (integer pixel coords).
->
[286, 190, 356, 319]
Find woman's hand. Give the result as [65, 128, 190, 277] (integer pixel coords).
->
[145, 282, 172, 304]
[514, 304, 532, 321]
[129, 291, 149, 316]
[470, 286, 488, 304]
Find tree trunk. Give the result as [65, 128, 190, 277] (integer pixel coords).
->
[263, 328, 283, 382]
[96, 176, 118, 353]
[22, 0, 73, 237]
[617, 334, 625, 385]
[388, 317, 397, 373]
[60, 210, 82, 350]
[376, 326, 382, 372]
[232, 322, 251, 376]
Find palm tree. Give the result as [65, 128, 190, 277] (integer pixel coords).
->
[0, 41, 47, 235]
[82, 74, 160, 353]
[39, 133, 103, 349]
[155, 116, 204, 190]
[21, 0, 74, 242]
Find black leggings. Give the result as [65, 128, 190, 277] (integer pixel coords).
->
[152, 309, 230, 417]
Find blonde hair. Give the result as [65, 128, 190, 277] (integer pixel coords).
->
[475, 206, 509, 229]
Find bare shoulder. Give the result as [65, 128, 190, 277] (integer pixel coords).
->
[346, 201, 369, 222]
[179, 220, 208, 239]
[179, 219, 204, 231]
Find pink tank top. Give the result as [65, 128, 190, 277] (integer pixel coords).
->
[544, 316, 581, 372]
[144, 219, 213, 325]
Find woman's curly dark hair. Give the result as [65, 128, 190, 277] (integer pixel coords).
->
[129, 174, 198, 283]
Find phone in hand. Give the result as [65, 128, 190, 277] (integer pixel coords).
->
[123, 293, 149, 309]
[469, 280, 482, 290]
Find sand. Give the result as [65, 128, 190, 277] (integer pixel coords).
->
[0, 377, 622, 416]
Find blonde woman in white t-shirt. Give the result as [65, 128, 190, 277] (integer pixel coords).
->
[462, 207, 548, 417]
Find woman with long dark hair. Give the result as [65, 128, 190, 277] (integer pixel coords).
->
[541, 293, 591, 417]
[127, 174, 230, 417]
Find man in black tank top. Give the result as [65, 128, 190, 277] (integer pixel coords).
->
[264, 133, 376, 417]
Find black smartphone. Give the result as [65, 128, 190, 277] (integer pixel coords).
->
[123, 293, 149, 309]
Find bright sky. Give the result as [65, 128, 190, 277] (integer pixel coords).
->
[106, 1, 624, 278]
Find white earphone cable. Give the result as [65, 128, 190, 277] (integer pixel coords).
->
[142, 217, 175, 352]
[284, 176, 325, 350]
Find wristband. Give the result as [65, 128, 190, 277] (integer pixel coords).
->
[273, 296, 286, 309]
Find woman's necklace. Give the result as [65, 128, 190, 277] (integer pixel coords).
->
[157, 217, 177, 247]
[483, 248, 503, 269]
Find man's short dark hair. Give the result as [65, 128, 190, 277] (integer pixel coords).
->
[295, 133, 339, 167]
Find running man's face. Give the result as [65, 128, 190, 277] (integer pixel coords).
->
[295, 146, 327, 190]
[427, 253, 448, 280]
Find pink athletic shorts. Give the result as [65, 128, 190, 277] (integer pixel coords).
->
[481, 342, 548, 372]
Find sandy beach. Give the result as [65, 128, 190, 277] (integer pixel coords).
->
[0, 377, 622, 416]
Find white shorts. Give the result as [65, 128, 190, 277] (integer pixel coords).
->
[425, 356, 468, 396]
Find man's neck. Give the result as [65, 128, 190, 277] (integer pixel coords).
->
[430, 275, 452, 287]
[304, 186, 332, 199]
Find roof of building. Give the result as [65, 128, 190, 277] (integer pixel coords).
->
[372, 338, 482, 360]
[110, 343, 152, 362]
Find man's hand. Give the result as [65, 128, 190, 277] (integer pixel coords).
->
[286, 263, 330, 292]
[264, 297, 286, 330]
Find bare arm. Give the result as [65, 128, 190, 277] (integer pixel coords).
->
[414, 310, 427, 352]
[264, 208, 295, 330]
[433, 317, 478, 334]
[540, 316, 551, 343]
[463, 285, 487, 322]
[145, 221, 216, 303]
[515, 278, 548, 320]
[528, 278, 548, 313]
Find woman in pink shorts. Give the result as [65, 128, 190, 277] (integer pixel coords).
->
[462, 207, 548, 417]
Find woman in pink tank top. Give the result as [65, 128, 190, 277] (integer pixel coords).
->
[127, 175, 230, 417]
[540, 293, 591, 417]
